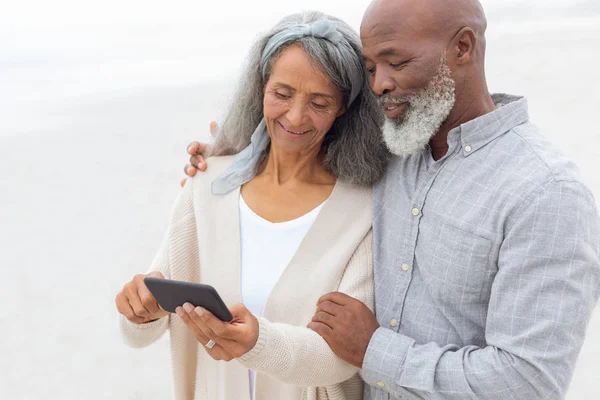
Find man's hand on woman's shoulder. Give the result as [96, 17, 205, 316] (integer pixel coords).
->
[181, 121, 217, 187]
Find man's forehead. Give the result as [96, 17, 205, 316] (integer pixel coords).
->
[360, 20, 416, 59]
[360, 0, 429, 49]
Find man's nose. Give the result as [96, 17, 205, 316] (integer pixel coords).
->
[371, 70, 395, 96]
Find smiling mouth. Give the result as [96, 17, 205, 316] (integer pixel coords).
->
[382, 100, 409, 120]
[277, 120, 311, 135]
[384, 102, 408, 111]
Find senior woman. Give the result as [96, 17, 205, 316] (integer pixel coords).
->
[115, 11, 389, 400]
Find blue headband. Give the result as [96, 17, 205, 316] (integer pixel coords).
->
[211, 19, 363, 195]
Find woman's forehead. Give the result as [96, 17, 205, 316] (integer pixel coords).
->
[268, 46, 341, 96]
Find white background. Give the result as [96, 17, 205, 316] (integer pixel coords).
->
[1, 0, 599, 398]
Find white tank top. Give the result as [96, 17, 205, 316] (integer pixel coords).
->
[239, 194, 325, 399]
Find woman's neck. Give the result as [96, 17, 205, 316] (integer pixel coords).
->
[258, 145, 335, 186]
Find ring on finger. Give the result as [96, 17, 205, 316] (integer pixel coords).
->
[205, 339, 216, 349]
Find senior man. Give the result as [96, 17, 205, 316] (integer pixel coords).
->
[183, 0, 600, 398]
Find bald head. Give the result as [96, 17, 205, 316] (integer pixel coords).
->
[362, 0, 487, 44]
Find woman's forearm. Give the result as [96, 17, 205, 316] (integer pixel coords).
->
[237, 317, 359, 386]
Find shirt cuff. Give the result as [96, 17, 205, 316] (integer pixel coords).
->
[361, 327, 414, 393]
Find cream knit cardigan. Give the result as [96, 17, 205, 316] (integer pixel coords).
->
[120, 156, 374, 400]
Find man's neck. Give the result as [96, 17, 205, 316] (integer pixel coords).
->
[429, 94, 496, 160]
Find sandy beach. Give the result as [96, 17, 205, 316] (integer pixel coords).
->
[1, 3, 599, 399]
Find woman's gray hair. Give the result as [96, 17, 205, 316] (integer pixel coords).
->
[207, 11, 391, 186]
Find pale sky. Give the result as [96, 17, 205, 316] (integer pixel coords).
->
[1, 0, 598, 117]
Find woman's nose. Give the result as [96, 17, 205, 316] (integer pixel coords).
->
[285, 100, 306, 127]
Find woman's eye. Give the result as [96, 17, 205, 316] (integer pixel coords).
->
[275, 92, 290, 99]
[311, 102, 328, 110]
[367, 67, 376, 75]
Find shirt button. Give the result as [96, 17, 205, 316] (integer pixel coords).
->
[465, 145, 472, 153]
[411, 208, 420, 216]
[401, 263, 410, 271]
[376, 381, 385, 387]
[390, 319, 399, 327]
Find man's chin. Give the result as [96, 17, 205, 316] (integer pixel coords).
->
[381, 117, 436, 157]
[388, 111, 408, 126]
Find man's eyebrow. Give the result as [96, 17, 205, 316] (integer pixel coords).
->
[376, 48, 401, 58]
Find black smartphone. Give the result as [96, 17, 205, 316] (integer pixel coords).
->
[144, 277, 233, 322]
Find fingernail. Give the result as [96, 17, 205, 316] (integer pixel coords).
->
[176, 307, 184, 317]
[183, 303, 194, 313]
[195, 307, 204, 317]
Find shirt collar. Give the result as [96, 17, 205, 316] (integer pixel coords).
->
[449, 93, 530, 157]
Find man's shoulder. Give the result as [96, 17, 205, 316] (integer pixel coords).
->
[471, 122, 599, 222]
[490, 122, 588, 191]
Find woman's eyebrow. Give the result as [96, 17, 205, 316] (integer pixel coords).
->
[271, 82, 295, 91]
[272, 82, 334, 99]
[312, 92, 335, 99]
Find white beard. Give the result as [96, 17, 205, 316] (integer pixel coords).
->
[381, 55, 456, 157]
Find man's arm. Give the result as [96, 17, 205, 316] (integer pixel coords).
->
[313, 180, 600, 399]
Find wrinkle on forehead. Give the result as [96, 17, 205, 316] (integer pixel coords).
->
[361, 0, 487, 43]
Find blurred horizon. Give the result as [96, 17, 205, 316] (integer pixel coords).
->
[1, 0, 599, 137]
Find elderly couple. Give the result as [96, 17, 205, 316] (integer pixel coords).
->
[115, 0, 600, 399]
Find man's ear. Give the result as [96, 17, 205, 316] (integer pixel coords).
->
[449, 27, 477, 65]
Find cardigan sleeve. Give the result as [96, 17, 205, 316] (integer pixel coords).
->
[120, 181, 196, 348]
[237, 230, 374, 387]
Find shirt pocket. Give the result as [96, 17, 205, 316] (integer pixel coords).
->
[417, 222, 494, 304]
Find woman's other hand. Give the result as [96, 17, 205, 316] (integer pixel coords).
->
[181, 121, 217, 187]
[176, 303, 259, 361]
[115, 271, 169, 324]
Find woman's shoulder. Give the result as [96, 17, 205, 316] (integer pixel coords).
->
[200, 155, 237, 180]
[186, 155, 236, 190]
[331, 180, 372, 204]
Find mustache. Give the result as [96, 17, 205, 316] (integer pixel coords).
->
[378, 95, 412, 106]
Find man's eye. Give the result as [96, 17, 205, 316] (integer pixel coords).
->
[390, 61, 407, 69]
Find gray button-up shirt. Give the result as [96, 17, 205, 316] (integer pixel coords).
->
[362, 94, 600, 400]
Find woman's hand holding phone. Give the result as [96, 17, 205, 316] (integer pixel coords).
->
[115, 271, 169, 324]
[177, 302, 259, 361]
